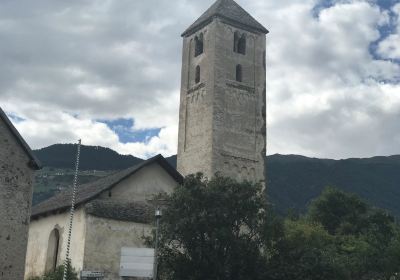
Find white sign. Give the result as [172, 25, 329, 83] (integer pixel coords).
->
[120, 247, 154, 278]
[80, 271, 105, 278]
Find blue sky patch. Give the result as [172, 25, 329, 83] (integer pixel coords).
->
[313, 0, 398, 18]
[98, 118, 161, 143]
[313, 0, 400, 80]
[6, 112, 25, 123]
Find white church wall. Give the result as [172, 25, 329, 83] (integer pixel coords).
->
[98, 162, 178, 202]
[25, 208, 86, 279]
[83, 162, 179, 280]
[83, 215, 153, 280]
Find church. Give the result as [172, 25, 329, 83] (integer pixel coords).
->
[24, 0, 268, 279]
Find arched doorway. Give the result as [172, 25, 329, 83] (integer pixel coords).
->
[45, 228, 60, 272]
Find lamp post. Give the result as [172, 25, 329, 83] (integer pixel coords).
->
[153, 208, 162, 280]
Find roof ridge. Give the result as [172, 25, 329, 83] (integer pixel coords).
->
[31, 154, 182, 219]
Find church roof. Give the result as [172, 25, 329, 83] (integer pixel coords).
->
[31, 154, 183, 219]
[0, 107, 41, 170]
[182, 0, 268, 37]
[85, 200, 154, 224]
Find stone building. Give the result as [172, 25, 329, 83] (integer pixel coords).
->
[177, 0, 268, 184]
[24, 155, 182, 279]
[0, 107, 41, 280]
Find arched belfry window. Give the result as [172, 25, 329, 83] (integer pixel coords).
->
[234, 31, 246, 55]
[45, 228, 60, 272]
[236, 64, 242, 82]
[234, 31, 240, 52]
[238, 34, 246, 55]
[195, 65, 201, 84]
[194, 33, 204, 57]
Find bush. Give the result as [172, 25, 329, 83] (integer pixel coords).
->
[28, 264, 78, 280]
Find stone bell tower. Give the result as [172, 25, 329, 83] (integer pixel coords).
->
[177, 0, 268, 184]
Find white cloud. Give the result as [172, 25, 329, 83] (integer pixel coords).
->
[11, 109, 178, 159]
[253, 0, 400, 158]
[0, 0, 399, 159]
[377, 4, 400, 59]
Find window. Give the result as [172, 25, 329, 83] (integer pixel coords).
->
[194, 33, 204, 57]
[236, 64, 242, 82]
[234, 31, 246, 55]
[195, 66, 201, 84]
[238, 34, 246, 55]
[45, 228, 60, 272]
[233, 31, 239, 52]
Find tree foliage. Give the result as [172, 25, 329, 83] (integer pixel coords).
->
[28, 264, 78, 280]
[158, 174, 268, 280]
[157, 176, 400, 280]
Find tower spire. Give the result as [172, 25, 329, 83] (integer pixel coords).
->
[182, 0, 268, 37]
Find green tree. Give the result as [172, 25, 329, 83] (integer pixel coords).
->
[157, 174, 268, 280]
[266, 219, 347, 280]
[306, 187, 399, 279]
[307, 187, 369, 235]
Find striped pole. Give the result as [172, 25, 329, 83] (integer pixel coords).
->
[62, 139, 81, 280]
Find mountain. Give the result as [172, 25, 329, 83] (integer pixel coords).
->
[34, 144, 143, 170]
[267, 154, 400, 216]
[32, 144, 400, 217]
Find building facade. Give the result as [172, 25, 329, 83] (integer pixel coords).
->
[177, 0, 268, 184]
[0, 107, 41, 280]
[25, 155, 182, 280]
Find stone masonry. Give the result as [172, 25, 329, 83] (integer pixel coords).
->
[177, 0, 268, 184]
[0, 109, 40, 280]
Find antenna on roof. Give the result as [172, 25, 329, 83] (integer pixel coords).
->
[62, 139, 81, 280]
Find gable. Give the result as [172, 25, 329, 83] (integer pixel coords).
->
[31, 154, 182, 219]
[99, 161, 178, 201]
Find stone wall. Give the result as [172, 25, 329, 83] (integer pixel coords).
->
[177, 21, 217, 179]
[0, 119, 34, 280]
[212, 20, 266, 184]
[25, 209, 87, 279]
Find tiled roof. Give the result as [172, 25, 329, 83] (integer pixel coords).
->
[85, 200, 154, 224]
[31, 154, 183, 219]
[182, 0, 268, 37]
[0, 107, 41, 170]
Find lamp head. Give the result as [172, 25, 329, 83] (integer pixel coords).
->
[155, 208, 162, 218]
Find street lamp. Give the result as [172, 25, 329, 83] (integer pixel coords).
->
[153, 208, 162, 280]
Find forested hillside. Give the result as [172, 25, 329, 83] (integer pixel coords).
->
[32, 144, 400, 217]
[34, 144, 143, 170]
[266, 154, 400, 216]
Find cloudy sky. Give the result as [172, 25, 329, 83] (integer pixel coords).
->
[0, 0, 399, 159]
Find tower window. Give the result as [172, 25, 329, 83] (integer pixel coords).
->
[195, 65, 201, 84]
[234, 31, 239, 52]
[234, 31, 246, 55]
[236, 64, 242, 82]
[194, 33, 204, 57]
